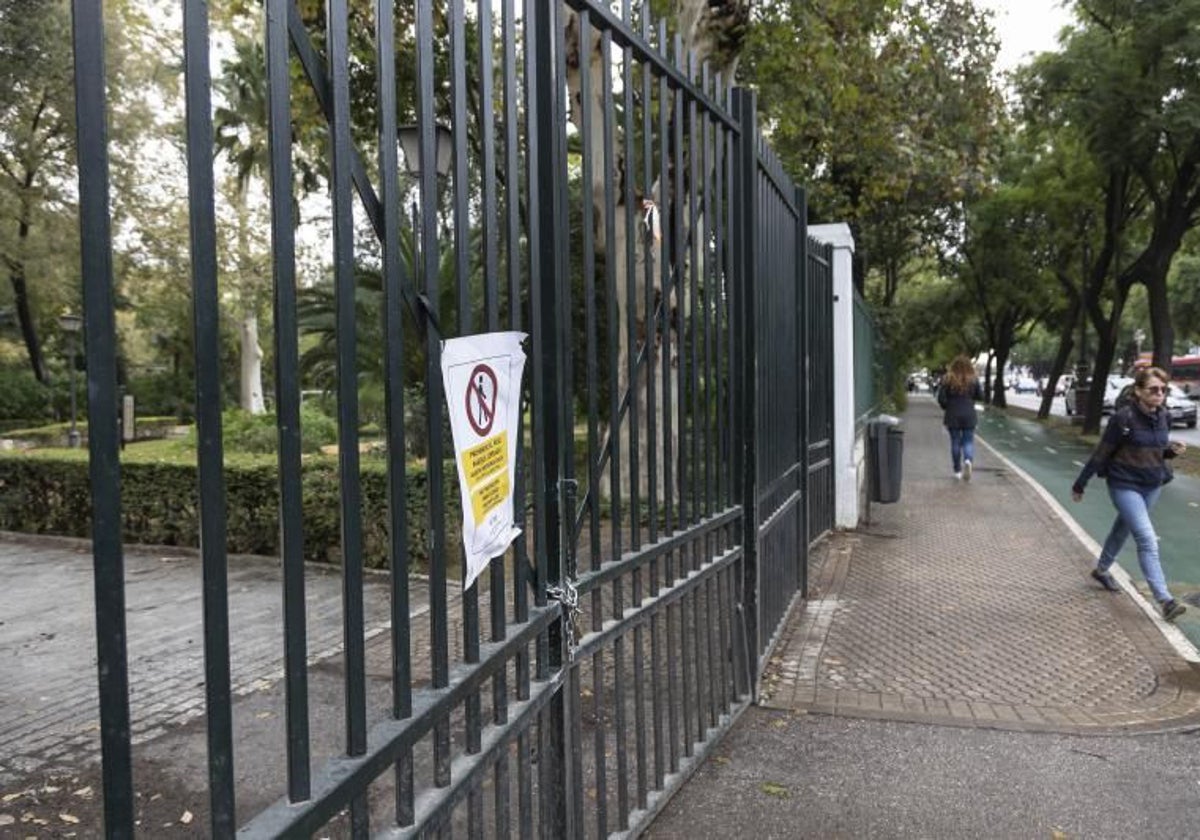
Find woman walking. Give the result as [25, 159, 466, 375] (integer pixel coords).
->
[936, 355, 984, 481]
[1072, 366, 1188, 621]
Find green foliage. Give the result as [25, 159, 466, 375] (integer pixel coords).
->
[0, 366, 52, 420]
[745, 0, 1004, 305]
[183, 406, 338, 455]
[0, 451, 462, 572]
[1168, 255, 1200, 349]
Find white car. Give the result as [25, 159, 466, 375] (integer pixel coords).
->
[1166, 384, 1198, 428]
[1102, 375, 1133, 414]
[1064, 375, 1130, 416]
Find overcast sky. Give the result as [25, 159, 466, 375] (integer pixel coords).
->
[976, 0, 1075, 73]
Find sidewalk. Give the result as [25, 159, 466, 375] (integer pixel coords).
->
[758, 397, 1200, 733]
[646, 398, 1200, 838]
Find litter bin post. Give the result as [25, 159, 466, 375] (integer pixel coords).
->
[868, 416, 904, 504]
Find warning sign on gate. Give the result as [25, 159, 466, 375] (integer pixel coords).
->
[441, 331, 527, 590]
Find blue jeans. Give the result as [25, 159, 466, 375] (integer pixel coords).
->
[1097, 485, 1170, 603]
[947, 427, 975, 472]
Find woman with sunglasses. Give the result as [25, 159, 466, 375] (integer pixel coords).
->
[1072, 366, 1188, 621]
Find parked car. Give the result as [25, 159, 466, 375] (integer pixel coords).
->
[1165, 384, 1198, 428]
[1064, 374, 1130, 416]
[1013, 378, 1039, 394]
[1102, 375, 1133, 414]
[1036, 377, 1068, 397]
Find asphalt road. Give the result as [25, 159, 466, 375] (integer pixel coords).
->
[1003, 391, 1200, 448]
[645, 709, 1200, 840]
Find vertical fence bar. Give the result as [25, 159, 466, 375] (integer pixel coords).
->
[577, 12, 610, 839]
[686, 51, 706, 748]
[617, 13, 637, 812]
[600, 29, 622, 582]
[658, 18, 673, 576]
[550, 6, 583, 833]
[671, 34, 695, 765]
[412, 0, 453, 802]
[598, 24, 624, 818]
[796, 187, 810, 592]
[621, 7, 640, 558]
[180, 3, 235, 833]
[656, 18, 679, 777]
[731, 87, 760, 695]
[264, 0, 311, 806]
[447, 0, 486, 830]
[633, 10, 653, 812]
[713, 73, 731, 712]
[372, 0, 415, 826]
[502, 0, 530, 712]
[475, 0, 512, 832]
[502, 3, 533, 833]
[641, 10, 659, 571]
[70, 3, 132, 835]
[528, 0, 570, 834]
[641, 15, 666, 799]
[325, 1, 368, 834]
[701, 65, 718, 731]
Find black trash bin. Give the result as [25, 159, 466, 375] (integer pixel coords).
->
[868, 418, 904, 503]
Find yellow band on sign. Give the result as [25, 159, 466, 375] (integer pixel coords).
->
[470, 470, 509, 524]
[461, 431, 508, 488]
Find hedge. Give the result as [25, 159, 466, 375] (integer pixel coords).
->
[0, 453, 463, 572]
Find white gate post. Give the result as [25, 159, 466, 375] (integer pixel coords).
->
[808, 223, 859, 529]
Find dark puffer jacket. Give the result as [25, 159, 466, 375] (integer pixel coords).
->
[1073, 404, 1177, 493]
[937, 380, 984, 430]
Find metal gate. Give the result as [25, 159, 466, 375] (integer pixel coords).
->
[69, 1, 833, 836]
[805, 238, 837, 545]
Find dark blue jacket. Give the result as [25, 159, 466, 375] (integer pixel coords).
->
[937, 380, 984, 430]
[1073, 404, 1177, 493]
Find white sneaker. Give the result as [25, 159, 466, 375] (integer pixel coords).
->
[954, 471, 963, 480]
[963, 460, 973, 482]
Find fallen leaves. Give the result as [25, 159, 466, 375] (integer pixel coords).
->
[760, 781, 791, 799]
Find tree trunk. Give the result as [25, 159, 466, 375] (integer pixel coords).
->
[1141, 246, 1179, 369]
[236, 193, 265, 413]
[1039, 300, 1077, 420]
[1082, 289, 1128, 435]
[9, 188, 48, 383]
[239, 314, 265, 414]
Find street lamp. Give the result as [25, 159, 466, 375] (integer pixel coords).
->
[397, 123, 453, 292]
[58, 313, 82, 448]
[396, 123, 453, 181]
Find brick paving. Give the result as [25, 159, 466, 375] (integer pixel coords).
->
[0, 536, 423, 786]
[759, 398, 1200, 734]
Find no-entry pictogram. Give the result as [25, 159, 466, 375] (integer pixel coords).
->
[465, 363, 498, 436]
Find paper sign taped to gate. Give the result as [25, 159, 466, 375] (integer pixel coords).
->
[441, 331, 527, 590]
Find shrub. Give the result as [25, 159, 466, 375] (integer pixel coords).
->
[128, 370, 194, 421]
[184, 406, 339, 454]
[0, 452, 463, 572]
[0, 367, 53, 422]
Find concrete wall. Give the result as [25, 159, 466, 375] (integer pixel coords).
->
[808, 223, 862, 530]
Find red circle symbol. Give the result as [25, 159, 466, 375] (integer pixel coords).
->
[465, 363, 498, 436]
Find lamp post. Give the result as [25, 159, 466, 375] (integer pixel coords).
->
[58, 313, 83, 448]
[396, 123, 453, 183]
[396, 123, 453, 292]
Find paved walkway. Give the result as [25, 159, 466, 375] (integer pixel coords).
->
[759, 398, 1200, 734]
